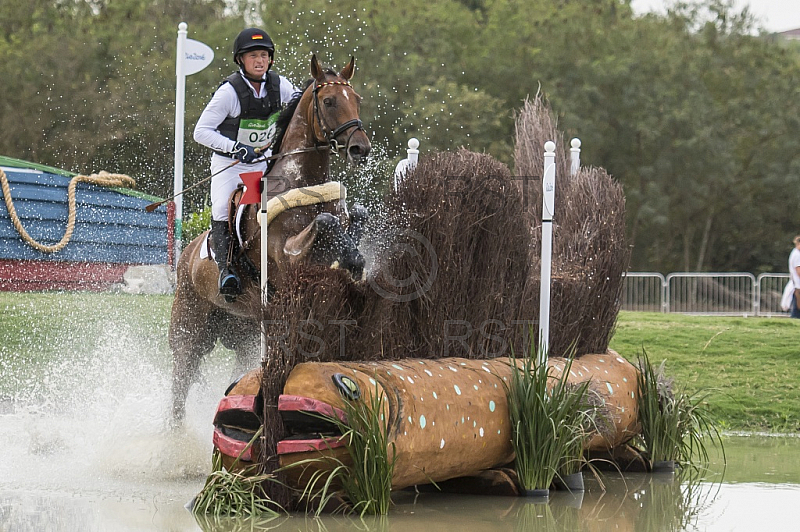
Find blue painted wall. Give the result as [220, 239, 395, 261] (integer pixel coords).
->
[0, 165, 168, 264]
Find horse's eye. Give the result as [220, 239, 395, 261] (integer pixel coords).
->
[323, 97, 335, 107]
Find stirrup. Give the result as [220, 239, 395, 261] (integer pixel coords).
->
[219, 268, 242, 299]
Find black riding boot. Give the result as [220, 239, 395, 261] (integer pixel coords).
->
[210, 220, 241, 298]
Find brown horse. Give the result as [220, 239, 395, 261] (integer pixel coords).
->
[169, 55, 371, 422]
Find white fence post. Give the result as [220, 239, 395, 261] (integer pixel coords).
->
[407, 137, 419, 168]
[173, 23, 188, 265]
[173, 22, 213, 266]
[538, 141, 556, 363]
[570, 138, 581, 177]
[393, 138, 420, 191]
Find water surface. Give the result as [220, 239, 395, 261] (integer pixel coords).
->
[1, 309, 798, 531]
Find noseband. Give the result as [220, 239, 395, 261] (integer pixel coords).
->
[312, 80, 366, 155]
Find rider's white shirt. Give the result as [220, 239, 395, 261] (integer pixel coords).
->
[193, 70, 299, 158]
[196, 70, 299, 222]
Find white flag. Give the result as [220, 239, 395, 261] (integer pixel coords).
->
[183, 39, 214, 76]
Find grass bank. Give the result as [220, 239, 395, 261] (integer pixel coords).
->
[0, 292, 175, 399]
[1, 293, 797, 432]
[609, 311, 800, 433]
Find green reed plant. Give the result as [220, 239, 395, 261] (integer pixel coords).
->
[183, 203, 211, 243]
[193, 512, 287, 532]
[507, 345, 596, 491]
[289, 380, 397, 516]
[635, 350, 724, 469]
[192, 427, 283, 517]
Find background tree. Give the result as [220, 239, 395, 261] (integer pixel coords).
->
[1, 0, 799, 273]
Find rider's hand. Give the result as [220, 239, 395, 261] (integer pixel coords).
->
[233, 142, 260, 164]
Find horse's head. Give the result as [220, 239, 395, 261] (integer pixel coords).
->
[309, 54, 371, 165]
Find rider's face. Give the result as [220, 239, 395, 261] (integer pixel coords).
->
[240, 50, 271, 78]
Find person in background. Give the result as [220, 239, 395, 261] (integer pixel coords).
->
[789, 235, 800, 318]
[193, 27, 299, 297]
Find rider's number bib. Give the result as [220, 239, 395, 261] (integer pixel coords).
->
[237, 112, 280, 148]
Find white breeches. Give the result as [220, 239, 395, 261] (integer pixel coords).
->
[209, 154, 267, 221]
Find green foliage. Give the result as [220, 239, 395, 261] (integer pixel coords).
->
[634, 350, 724, 468]
[192, 429, 283, 517]
[288, 380, 396, 516]
[335, 385, 396, 515]
[506, 343, 596, 491]
[400, 79, 513, 163]
[1, 0, 800, 271]
[183, 204, 212, 243]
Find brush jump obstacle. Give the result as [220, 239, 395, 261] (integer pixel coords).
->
[207, 131, 647, 502]
[198, 96, 697, 512]
[214, 353, 640, 493]
[169, 55, 371, 423]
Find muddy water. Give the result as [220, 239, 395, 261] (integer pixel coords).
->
[1, 325, 799, 531]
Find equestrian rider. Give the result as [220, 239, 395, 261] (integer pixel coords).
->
[193, 27, 299, 297]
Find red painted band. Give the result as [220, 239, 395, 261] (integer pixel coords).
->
[276, 436, 346, 455]
[277, 394, 347, 423]
[212, 428, 253, 462]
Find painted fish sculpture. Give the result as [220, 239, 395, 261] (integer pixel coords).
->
[212, 351, 640, 490]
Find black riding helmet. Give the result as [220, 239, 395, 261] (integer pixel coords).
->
[233, 28, 275, 66]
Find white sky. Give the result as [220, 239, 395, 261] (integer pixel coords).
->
[630, 0, 800, 32]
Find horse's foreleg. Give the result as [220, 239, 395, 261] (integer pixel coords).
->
[346, 203, 369, 246]
[219, 315, 261, 380]
[170, 346, 205, 425]
[169, 297, 217, 425]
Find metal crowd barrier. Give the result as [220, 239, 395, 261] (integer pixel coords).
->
[621, 272, 791, 316]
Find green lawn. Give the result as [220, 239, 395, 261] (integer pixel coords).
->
[1, 292, 797, 432]
[609, 311, 800, 433]
[0, 292, 176, 399]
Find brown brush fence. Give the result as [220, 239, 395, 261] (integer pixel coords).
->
[257, 94, 629, 502]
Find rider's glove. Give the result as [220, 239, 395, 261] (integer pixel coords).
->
[233, 142, 259, 164]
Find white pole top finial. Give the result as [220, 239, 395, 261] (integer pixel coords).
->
[544, 141, 556, 153]
[179, 22, 187, 31]
[408, 138, 420, 150]
[569, 137, 581, 176]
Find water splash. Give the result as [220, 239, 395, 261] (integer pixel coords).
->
[0, 301, 236, 495]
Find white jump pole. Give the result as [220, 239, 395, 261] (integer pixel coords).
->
[538, 141, 557, 364]
[260, 176, 269, 359]
[393, 137, 419, 191]
[173, 22, 213, 266]
[570, 138, 581, 177]
[173, 23, 188, 265]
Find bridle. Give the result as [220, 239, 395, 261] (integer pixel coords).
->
[311, 79, 366, 155]
[260, 78, 367, 163]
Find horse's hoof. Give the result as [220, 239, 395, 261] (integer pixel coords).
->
[350, 203, 369, 223]
[315, 213, 339, 231]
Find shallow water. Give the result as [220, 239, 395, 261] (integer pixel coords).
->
[1, 312, 799, 531]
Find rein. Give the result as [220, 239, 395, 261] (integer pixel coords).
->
[261, 144, 327, 162]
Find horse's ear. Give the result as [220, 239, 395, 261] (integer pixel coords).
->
[310, 54, 325, 83]
[340, 56, 355, 80]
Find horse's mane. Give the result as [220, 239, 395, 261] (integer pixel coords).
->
[271, 79, 314, 155]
